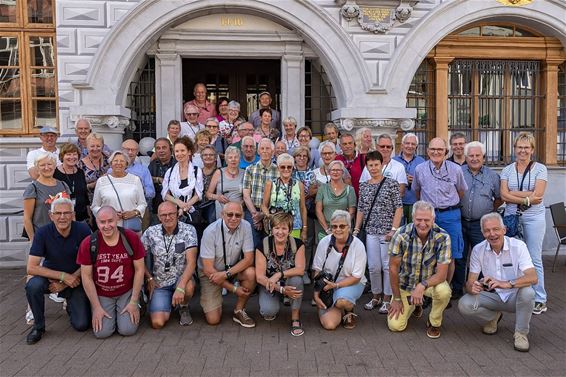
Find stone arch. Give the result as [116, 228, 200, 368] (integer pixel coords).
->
[78, 0, 372, 111]
[384, 0, 566, 104]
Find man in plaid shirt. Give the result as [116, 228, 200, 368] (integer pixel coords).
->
[242, 138, 279, 248]
[387, 200, 452, 339]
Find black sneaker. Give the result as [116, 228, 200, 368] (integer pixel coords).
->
[26, 328, 45, 345]
[532, 302, 547, 315]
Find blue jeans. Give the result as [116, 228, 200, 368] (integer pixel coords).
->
[149, 283, 176, 313]
[244, 208, 264, 250]
[521, 213, 547, 303]
[453, 219, 485, 294]
[435, 208, 464, 259]
[25, 276, 91, 332]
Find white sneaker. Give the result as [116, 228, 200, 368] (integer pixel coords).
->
[49, 293, 65, 303]
[378, 301, 391, 314]
[25, 309, 34, 325]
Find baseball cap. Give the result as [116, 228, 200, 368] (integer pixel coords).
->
[39, 126, 59, 135]
[258, 91, 271, 98]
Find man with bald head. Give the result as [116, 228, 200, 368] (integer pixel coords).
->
[414, 137, 468, 286]
[180, 103, 205, 141]
[77, 206, 146, 338]
[186, 83, 216, 125]
[73, 118, 112, 158]
[198, 202, 256, 327]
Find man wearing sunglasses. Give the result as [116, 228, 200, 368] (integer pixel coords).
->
[180, 103, 204, 142]
[198, 202, 257, 328]
[141, 201, 198, 328]
[25, 197, 92, 344]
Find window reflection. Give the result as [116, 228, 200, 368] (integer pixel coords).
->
[27, 0, 53, 24]
[0, 0, 18, 23]
[29, 36, 54, 67]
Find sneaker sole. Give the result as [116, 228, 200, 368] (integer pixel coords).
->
[233, 317, 256, 328]
[180, 319, 194, 326]
[426, 331, 441, 339]
[532, 307, 547, 315]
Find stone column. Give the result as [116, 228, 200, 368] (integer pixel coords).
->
[281, 52, 305, 128]
[542, 59, 563, 165]
[155, 53, 183, 138]
[433, 57, 454, 142]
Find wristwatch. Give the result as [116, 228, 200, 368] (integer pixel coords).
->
[226, 270, 233, 280]
[420, 280, 429, 289]
[508, 279, 516, 288]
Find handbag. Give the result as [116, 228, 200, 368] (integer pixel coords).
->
[504, 161, 534, 238]
[357, 178, 387, 243]
[107, 175, 142, 232]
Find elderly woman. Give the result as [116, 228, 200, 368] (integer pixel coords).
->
[355, 127, 375, 155]
[73, 118, 111, 158]
[323, 122, 341, 155]
[207, 146, 244, 219]
[297, 126, 320, 169]
[79, 132, 110, 202]
[215, 97, 230, 122]
[23, 152, 71, 241]
[198, 145, 219, 224]
[353, 151, 402, 314]
[219, 100, 241, 143]
[262, 153, 307, 241]
[313, 141, 351, 185]
[54, 143, 90, 223]
[312, 210, 367, 330]
[162, 136, 204, 222]
[91, 150, 146, 232]
[205, 117, 228, 163]
[279, 116, 299, 154]
[500, 132, 548, 315]
[255, 212, 306, 336]
[255, 108, 280, 143]
[315, 160, 357, 241]
[166, 120, 181, 145]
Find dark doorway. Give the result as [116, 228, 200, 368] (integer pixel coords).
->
[182, 59, 281, 120]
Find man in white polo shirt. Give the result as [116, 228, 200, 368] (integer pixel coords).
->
[27, 126, 61, 179]
[458, 212, 537, 352]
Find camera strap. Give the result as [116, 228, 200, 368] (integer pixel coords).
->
[321, 235, 352, 282]
[362, 177, 387, 229]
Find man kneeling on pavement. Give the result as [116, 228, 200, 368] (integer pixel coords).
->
[458, 212, 537, 352]
[25, 196, 92, 344]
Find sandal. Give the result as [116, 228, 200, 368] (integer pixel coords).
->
[290, 320, 304, 337]
[342, 312, 358, 329]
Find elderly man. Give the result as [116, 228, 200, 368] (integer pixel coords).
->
[142, 201, 198, 328]
[73, 118, 112, 158]
[231, 122, 259, 148]
[336, 133, 366, 195]
[77, 206, 146, 338]
[25, 197, 92, 344]
[458, 213, 537, 352]
[360, 134, 407, 197]
[453, 141, 502, 299]
[447, 132, 467, 166]
[186, 83, 216, 124]
[279, 116, 300, 154]
[414, 137, 468, 285]
[180, 103, 205, 141]
[239, 135, 259, 169]
[27, 126, 61, 180]
[249, 91, 281, 130]
[388, 201, 452, 338]
[148, 138, 176, 223]
[198, 202, 256, 327]
[393, 133, 425, 224]
[243, 138, 279, 248]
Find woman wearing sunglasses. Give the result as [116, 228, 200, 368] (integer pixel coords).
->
[261, 153, 307, 241]
[312, 210, 367, 330]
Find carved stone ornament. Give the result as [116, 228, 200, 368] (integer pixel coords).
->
[340, 118, 355, 131]
[337, 118, 415, 131]
[79, 115, 130, 130]
[496, 0, 533, 6]
[340, 4, 360, 21]
[356, 6, 395, 34]
[395, 2, 413, 23]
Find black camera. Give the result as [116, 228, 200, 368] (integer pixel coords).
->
[314, 272, 335, 308]
[314, 272, 333, 292]
[269, 206, 285, 215]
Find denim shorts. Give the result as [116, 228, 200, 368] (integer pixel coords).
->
[149, 284, 176, 313]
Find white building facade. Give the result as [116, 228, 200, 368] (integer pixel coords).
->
[1, 0, 565, 266]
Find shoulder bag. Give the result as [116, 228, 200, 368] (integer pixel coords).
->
[503, 161, 533, 238]
[107, 175, 142, 232]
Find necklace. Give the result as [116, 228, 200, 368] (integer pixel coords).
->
[225, 168, 238, 179]
[88, 155, 104, 177]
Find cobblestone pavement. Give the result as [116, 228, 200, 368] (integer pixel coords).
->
[1, 255, 565, 377]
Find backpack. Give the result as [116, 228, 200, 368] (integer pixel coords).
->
[262, 235, 298, 259]
[89, 226, 134, 265]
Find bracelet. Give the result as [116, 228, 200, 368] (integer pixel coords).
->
[279, 286, 284, 294]
[526, 196, 530, 206]
[393, 297, 402, 302]
[175, 287, 186, 294]
[147, 277, 154, 282]
[232, 285, 238, 294]
[59, 272, 65, 283]
[129, 300, 139, 305]
[335, 282, 340, 289]
[522, 197, 528, 206]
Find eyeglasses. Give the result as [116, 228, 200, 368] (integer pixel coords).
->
[240, 128, 254, 132]
[224, 212, 243, 218]
[330, 168, 343, 173]
[279, 165, 293, 170]
[52, 211, 73, 217]
[243, 145, 255, 149]
[202, 153, 216, 158]
[158, 212, 177, 218]
[298, 135, 310, 139]
[331, 224, 349, 230]
[321, 152, 334, 156]
[295, 154, 308, 158]
[429, 148, 445, 153]
[378, 145, 393, 149]
[515, 146, 532, 151]
[206, 125, 219, 128]
[185, 112, 199, 116]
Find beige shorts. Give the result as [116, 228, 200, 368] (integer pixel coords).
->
[198, 270, 225, 314]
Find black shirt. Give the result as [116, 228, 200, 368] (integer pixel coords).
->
[148, 157, 176, 213]
[53, 168, 90, 221]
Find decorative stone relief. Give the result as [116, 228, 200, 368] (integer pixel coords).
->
[340, 3, 360, 21]
[340, 1, 418, 32]
[395, 2, 413, 23]
[337, 118, 415, 132]
[77, 115, 130, 131]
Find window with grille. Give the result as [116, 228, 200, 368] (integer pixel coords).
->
[406, 59, 435, 156]
[0, 0, 57, 135]
[305, 59, 336, 137]
[126, 57, 156, 141]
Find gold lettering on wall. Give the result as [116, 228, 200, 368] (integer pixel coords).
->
[361, 7, 391, 23]
[220, 16, 244, 27]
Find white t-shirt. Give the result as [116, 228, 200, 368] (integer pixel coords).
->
[360, 158, 408, 185]
[180, 122, 204, 141]
[91, 173, 147, 220]
[469, 236, 534, 302]
[26, 147, 61, 169]
[313, 235, 367, 285]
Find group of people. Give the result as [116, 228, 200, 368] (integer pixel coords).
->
[22, 85, 548, 353]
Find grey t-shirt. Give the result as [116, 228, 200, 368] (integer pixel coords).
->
[197, 218, 254, 271]
[23, 180, 70, 231]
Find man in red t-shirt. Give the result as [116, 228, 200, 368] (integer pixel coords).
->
[77, 206, 145, 338]
[336, 133, 366, 196]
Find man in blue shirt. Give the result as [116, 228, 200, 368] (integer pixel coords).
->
[25, 197, 92, 344]
[393, 133, 425, 224]
[239, 136, 259, 169]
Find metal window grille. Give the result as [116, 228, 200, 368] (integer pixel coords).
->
[406, 59, 435, 156]
[305, 59, 336, 136]
[126, 57, 156, 141]
[448, 59, 543, 165]
[558, 62, 566, 166]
